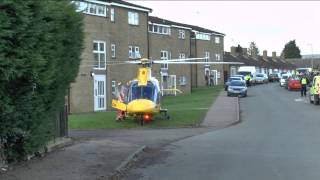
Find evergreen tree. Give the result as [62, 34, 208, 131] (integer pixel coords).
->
[0, 0, 83, 161]
[282, 40, 302, 59]
[235, 44, 243, 53]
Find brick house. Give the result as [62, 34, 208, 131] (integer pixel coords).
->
[69, 0, 151, 113]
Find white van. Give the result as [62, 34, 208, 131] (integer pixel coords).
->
[238, 66, 257, 84]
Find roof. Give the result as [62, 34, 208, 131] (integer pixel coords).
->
[149, 16, 224, 36]
[224, 52, 296, 69]
[98, 0, 152, 12]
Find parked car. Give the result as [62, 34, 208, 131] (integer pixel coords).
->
[225, 77, 242, 91]
[309, 75, 320, 105]
[280, 74, 290, 87]
[255, 73, 268, 84]
[231, 75, 245, 82]
[227, 80, 247, 97]
[287, 76, 302, 90]
[268, 73, 279, 82]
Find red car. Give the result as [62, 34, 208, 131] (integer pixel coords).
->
[287, 77, 302, 90]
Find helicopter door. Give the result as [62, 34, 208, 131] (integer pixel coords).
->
[94, 75, 106, 111]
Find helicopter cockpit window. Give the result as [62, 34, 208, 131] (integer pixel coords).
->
[130, 81, 157, 102]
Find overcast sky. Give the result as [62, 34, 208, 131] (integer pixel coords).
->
[132, 1, 320, 56]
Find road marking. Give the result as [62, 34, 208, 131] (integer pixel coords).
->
[294, 98, 303, 102]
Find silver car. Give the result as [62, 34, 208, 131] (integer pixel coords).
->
[227, 80, 248, 97]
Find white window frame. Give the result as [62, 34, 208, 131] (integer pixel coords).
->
[128, 11, 139, 25]
[215, 53, 221, 61]
[179, 76, 187, 86]
[178, 30, 185, 39]
[196, 32, 211, 41]
[111, 44, 116, 58]
[110, 8, 115, 22]
[179, 53, 186, 59]
[75, 1, 107, 17]
[149, 24, 170, 35]
[205, 51, 210, 63]
[111, 80, 116, 95]
[160, 50, 169, 69]
[215, 36, 220, 44]
[129, 45, 140, 59]
[93, 40, 106, 69]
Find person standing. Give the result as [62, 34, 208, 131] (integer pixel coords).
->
[300, 74, 309, 97]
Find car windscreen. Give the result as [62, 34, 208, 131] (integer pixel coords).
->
[282, 75, 288, 79]
[229, 77, 240, 81]
[230, 81, 245, 86]
[238, 72, 251, 76]
[256, 74, 264, 77]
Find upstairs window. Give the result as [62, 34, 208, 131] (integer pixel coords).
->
[178, 30, 185, 39]
[215, 36, 220, 44]
[93, 41, 106, 69]
[179, 53, 186, 59]
[110, 8, 115, 22]
[75, 1, 107, 17]
[215, 54, 221, 61]
[129, 46, 140, 59]
[196, 32, 210, 41]
[160, 50, 169, 69]
[111, 44, 116, 58]
[148, 24, 170, 35]
[128, 11, 139, 25]
[205, 51, 210, 62]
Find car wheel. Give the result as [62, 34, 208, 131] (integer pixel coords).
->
[227, 93, 231, 97]
[288, 86, 291, 91]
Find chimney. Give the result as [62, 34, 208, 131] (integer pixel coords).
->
[242, 48, 248, 56]
[272, 51, 276, 59]
[230, 46, 237, 56]
[263, 50, 267, 59]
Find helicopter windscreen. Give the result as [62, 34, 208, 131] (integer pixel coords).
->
[129, 81, 158, 102]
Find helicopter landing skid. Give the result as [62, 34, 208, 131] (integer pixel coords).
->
[160, 109, 170, 120]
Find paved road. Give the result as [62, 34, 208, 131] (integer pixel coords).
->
[124, 83, 320, 180]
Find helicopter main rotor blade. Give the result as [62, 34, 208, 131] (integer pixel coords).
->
[153, 57, 206, 63]
[157, 61, 244, 65]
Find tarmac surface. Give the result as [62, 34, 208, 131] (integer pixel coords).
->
[124, 83, 320, 180]
[0, 90, 239, 180]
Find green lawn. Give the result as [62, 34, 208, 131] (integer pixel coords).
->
[69, 86, 223, 129]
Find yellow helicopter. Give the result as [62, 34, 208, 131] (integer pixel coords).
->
[111, 57, 243, 126]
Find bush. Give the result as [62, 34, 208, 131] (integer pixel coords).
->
[0, 0, 83, 162]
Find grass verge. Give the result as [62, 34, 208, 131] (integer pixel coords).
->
[69, 86, 223, 129]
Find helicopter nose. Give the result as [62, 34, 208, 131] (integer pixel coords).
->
[127, 99, 157, 114]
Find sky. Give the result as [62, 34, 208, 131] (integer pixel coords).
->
[132, 1, 320, 56]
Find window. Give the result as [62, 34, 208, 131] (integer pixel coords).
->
[205, 51, 210, 62]
[111, 44, 116, 58]
[160, 50, 169, 69]
[178, 30, 185, 39]
[129, 46, 140, 59]
[179, 76, 187, 86]
[110, 8, 115, 22]
[215, 37, 220, 44]
[179, 53, 186, 59]
[148, 24, 170, 35]
[75, 1, 106, 17]
[196, 32, 210, 40]
[230, 67, 237, 76]
[128, 11, 139, 25]
[93, 41, 106, 69]
[215, 54, 221, 61]
[111, 80, 116, 95]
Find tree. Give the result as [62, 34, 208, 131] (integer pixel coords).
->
[248, 42, 259, 56]
[0, 0, 83, 162]
[281, 40, 301, 59]
[235, 44, 243, 53]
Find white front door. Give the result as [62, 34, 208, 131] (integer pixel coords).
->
[94, 75, 106, 111]
[211, 70, 218, 85]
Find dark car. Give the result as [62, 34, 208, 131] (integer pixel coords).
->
[268, 73, 279, 82]
[227, 80, 247, 97]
